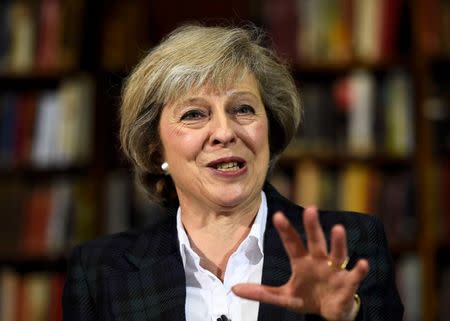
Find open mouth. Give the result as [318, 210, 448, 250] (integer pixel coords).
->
[214, 161, 245, 171]
[207, 158, 246, 172]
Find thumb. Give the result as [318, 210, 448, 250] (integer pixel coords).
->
[232, 283, 304, 310]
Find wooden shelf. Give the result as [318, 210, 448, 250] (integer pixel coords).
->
[292, 58, 411, 78]
[279, 148, 414, 168]
[0, 165, 92, 180]
[0, 70, 84, 89]
[0, 252, 67, 272]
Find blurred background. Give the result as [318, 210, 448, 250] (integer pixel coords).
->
[0, 0, 449, 320]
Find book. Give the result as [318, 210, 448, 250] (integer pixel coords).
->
[438, 162, 450, 244]
[70, 179, 96, 244]
[353, 0, 382, 62]
[31, 91, 60, 168]
[347, 70, 376, 156]
[0, 181, 27, 253]
[338, 163, 376, 214]
[318, 168, 339, 211]
[0, 269, 19, 321]
[21, 273, 51, 321]
[441, 1, 450, 54]
[1, 270, 65, 321]
[396, 254, 422, 321]
[438, 266, 450, 321]
[294, 159, 322, 207]
[382, 70, 414, 156]
[48, 273, 64, 321]
[9, 0, 35, 72]
[294, 83, 340, 152]
[35, 0, 61, 71]
[58, 76, 94, 166]
[46, 179, 72, 254]
[13, 92, 37, 167]
[21, 185, 53, 255]
[265, 0, 298, 62]
[100, 0, 151, 71]
[379, 0, 404, 60]
[325, 0, 352, 63]
[0, 92, 17, 167]
[417, 0, 440, 56]
[59, 0, 85, 69]
[0, 0, 13, 71]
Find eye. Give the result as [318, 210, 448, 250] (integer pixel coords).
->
[234, 104, 255, 115]
[180, 109, 207, 121]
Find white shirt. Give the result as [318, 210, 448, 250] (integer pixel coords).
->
[176, 192, 268, 321]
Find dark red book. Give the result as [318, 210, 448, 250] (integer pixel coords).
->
[35, 0, 61, 71]
[49, 273, 65, 321]
[21, 186, 53, 255]
[13, 93, 37, 167]
[265, 0, 298, 63]
[379, 0, 403, 59]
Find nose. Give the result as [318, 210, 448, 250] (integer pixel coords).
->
[208, 112, 237, 146]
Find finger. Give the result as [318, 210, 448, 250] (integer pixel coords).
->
[303, 206, 327, 257]
[232, 284, 304, 311]
[347, 259, 370, 289]
[273, 212, 307, 259]
[329, 224, 348, 268]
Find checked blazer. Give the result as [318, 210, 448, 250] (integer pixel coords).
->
[62, 183, 404, 321]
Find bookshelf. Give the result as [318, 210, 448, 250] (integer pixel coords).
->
[0, 1, 98, 320]
[264, 1, 450, 321]
[0, 0, 449, 321]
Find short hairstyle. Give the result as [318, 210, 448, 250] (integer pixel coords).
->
[120, 24, 301, 206]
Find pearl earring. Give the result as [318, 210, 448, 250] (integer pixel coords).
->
[161, 162, 169, 174]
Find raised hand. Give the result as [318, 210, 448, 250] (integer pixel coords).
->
[232, 207, 370, 321]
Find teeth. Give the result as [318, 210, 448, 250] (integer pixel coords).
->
[216, 162, 239, 171]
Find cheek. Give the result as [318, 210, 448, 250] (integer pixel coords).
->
[162, 126, 205, 160]
[250, 121, 270, 152]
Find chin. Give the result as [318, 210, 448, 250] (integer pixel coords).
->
[208, 186, 256, 209]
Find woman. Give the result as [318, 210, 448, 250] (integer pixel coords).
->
[63, 24, 403, 321]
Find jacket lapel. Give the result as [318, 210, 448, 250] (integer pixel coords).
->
[258, 184, 306, 321]
[112, 209, 186, 321]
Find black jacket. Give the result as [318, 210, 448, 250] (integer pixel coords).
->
[63, 183, 404, 321]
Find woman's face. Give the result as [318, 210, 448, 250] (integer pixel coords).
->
[159, 73, 270, 211]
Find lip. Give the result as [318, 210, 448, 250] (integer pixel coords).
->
[207, 156, 247, 177]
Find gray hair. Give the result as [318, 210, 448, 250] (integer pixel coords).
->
[120, 24, 302, 206]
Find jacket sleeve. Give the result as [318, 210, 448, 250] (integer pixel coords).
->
[356, 216, 404, 321]
[62, 245, 97, 321]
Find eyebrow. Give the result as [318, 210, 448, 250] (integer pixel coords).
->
[227, 91, 260, 101]
[173, 90, 261, 111]
[174, 97, 209, 109]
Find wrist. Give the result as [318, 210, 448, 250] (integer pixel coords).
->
[345, 294, 361, 321]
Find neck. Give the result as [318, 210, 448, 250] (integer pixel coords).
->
[179, 193, 261, 281]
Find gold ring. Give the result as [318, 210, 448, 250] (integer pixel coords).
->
[327, 256, 349, 270]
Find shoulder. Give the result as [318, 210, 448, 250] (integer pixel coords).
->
[319, 209, 387, 254]
[68, 229, 141, 268]
[318, 209, 384, 237]
[264, 182, 387, 249]
[264, 182, 382, 229]
[67, 214, 175, 271]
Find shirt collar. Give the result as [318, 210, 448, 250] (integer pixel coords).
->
[176, 191, 268, 268]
